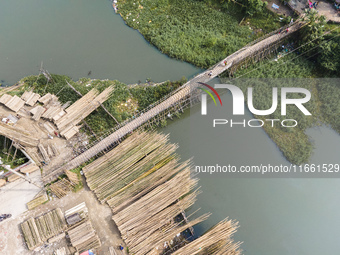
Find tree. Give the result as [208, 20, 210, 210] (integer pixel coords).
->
[298, 9, 326, 54]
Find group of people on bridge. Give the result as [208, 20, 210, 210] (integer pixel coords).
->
[308, 0, 319, 9]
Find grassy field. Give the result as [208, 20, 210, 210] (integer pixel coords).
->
[117, 0, 283, 68]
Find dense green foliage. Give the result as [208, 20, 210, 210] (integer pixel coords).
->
[20, 74, 185, 135]
[316, 80, 340, 134]
[130, 77, 187, 109]
[0, 136, 28, 169]
[316, 36, 340, 74]
[221, 45, 340, 164]
[231, 78, 318, 165]
[118, 0, 282, 68]
[219, 0, 267, 16]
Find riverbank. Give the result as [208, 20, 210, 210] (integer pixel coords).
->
[11, 75, 186, 138]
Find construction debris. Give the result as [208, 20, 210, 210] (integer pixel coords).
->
[68, 220, 101, 253]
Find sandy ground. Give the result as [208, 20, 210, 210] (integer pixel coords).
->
[0, 171, 42, 218]
[0, 179, 127, 255]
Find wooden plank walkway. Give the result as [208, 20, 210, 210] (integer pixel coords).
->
[42, 22, 303, 183]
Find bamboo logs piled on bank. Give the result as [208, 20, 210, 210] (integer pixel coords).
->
[55, 87, 113, 139]
[171, 218, 241, 255]
[27, 191, 48, 210]
[49, 178, 76, 198]
[83, 131, 178, 205]
[68, 220, 101, 252]
[21, 208, 66, 250]
[83, 131, 241, 254]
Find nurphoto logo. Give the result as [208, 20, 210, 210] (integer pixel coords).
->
[198, 83, 312, 128]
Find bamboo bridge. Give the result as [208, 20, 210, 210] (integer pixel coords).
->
[42, 21, 304, 183]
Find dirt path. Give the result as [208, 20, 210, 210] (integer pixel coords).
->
[0, 181, 127, 255]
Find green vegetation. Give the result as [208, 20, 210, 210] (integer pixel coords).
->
[0, 136, 29, 169]
[19, 74, 185, 136]
[117, 0, 283, 68]
[220, 41, 339, 164]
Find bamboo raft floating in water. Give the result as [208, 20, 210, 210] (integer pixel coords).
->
[83, 131, 241, 255]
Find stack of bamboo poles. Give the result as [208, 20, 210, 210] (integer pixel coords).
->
[5, 95, 25, 112]
[64, 202, 88, 226]
[0, 94, 12, 105]
[83, 131, 242, 255]
[21, 208, 66, 250]
[30, 105, 45, 121]
[67, 220, 101, 252]
[38, 93, 53, 105]
[20, 163, 40, 174]
[0, 178, 6, 187]
[65, 170, 79, 185]
[27, 191, 48, 210]
[38, 144, 50, 162]
[171, 218, 241, 255]
[55, 87, 113, 139]
[111, 169, 198, 255]
[21, 91, 41, 106]
[0, 122, 39, 147]
[35, 208, 67, 241]
[42, 106, 65, 121]
[83, 131, 177, 204]
[49, 178, 76, 198]
[54, 247, 67, 255]
[21, 217, 42, 250]
[108, 160, 190, 213]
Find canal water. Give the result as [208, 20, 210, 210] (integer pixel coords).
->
[161, 88, 340, 255]
[0, 0, 199, 86]
[3, 1, 340, 254]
